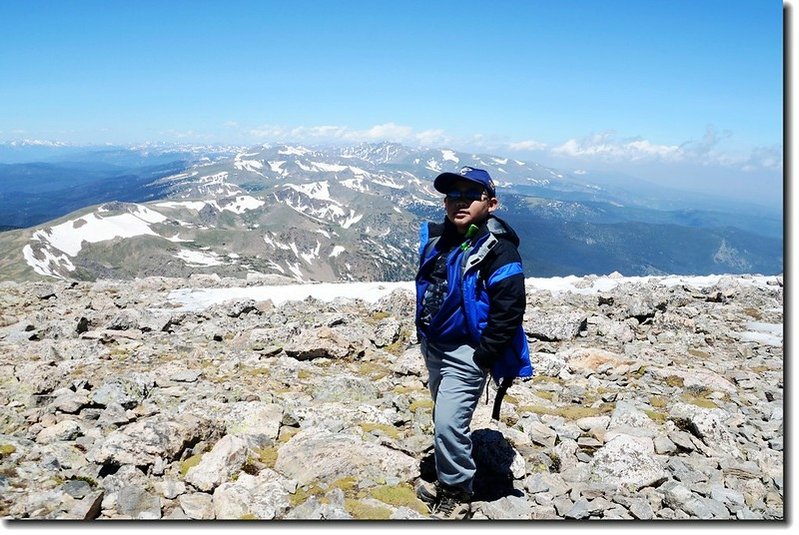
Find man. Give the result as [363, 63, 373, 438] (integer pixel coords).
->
[414, 166, 533, 519]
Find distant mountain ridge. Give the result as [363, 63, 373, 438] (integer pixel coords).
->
[0, 142, 783, 282]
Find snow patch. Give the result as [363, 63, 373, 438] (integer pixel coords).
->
[167, 280, 415, 310]
[341, 211, 363, 229]
[310, 161, 348, 172]
[737, 322, 783, 346]
[268, 161, 288, 176]
[340, 178, 369, 193]
[30, 209, 165, 257]
[155, 201, 208, 211]
[441, 150, 459, 163]
[234, 159, 264, 173]
[175, 249, 224, 266]
[425, 159, 441, 172]
[286, 181, 334, 202]
[218, 195, 265, 214]
[23, 244, 75, 278]
[278, 146, 311, 156]
[165, 233, 193, 243]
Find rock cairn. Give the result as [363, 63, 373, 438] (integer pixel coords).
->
[0, 273, 783, 520]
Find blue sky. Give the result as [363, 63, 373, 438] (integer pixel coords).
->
[0, 0, 785, 207]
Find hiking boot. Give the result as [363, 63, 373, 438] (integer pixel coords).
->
[415, 479, 439, 507]
[430, 486, 472, 520]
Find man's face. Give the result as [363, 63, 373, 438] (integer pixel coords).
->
[444, 179, 498, 233]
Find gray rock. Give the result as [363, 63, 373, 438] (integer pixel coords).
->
[116, 485, 161, 519]
[668, 430, 696, 452]
[90, 373, 154, 409]
[60, 479, 92, 499]
[389, 506, 425, 520]
[653, 435, 677, 455]
[225, 401, 283, 448]
[628, 497, 654, 519]
[736, 507, 764, 519]
[36, 419, 83, 444]
[96, 403, 134, 427]
[670, 402, 740, 457]
[552, 438, 581, 472]
[532, 352, 567, 377]
[310, 374, 379, 403]
[524, 420, 558, 448]
[283, 327, 355, 360]
[388, 346, 426, 377]
[525, 473, 551, 494]
[530, 504, 560, 519]
[169, 369, 202, 383]
[699, 496, 732, 519]
[159, 479, 187, 500]
[51, 390, 91, 414]
[212, 469, 294, 520]
[87, 413, 212, 466]
[588, 434, 667, 490]
[564, 497, 593, 519]
[525, 310, 586, 341]
[178, 492, 215, 520]
[65, 490, 103, 520]
[574, 415, 610, 432]
[185, 434, 248, 492]
[224, 299, 258, 318]
[478, 494, 533, 519]
[372, 318, 401, 347]
[274, 427, 418, 487]
[659, 480, 721, 518]
[608, 400, 652, 430]
[284, 495, 352, 519]
[552, 496, 575, 516]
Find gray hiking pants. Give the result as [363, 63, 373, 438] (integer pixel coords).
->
[421, 339, 488, 495]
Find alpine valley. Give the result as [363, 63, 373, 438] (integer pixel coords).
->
[0, 142, 783, 283]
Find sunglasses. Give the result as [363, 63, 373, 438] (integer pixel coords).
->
[445, 189, 487, 202]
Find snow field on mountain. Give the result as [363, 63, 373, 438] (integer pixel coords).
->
[23, 198, 267, 277]
[31, 207, 167, 256]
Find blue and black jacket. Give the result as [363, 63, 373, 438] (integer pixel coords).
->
[415, 215, 534, 385]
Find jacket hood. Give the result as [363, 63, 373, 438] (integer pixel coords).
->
[483, 215, 520, 247]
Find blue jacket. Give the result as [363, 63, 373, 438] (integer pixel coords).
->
[415, 216, 534, 385]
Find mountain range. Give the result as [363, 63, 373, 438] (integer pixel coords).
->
[0, 141, 783, 282]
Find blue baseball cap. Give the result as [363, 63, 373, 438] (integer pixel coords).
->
[434, 166, 496, 198]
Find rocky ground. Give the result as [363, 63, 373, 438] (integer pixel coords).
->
[0, 273, 784, 520]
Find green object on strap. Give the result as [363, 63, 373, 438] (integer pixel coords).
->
[460, 224, 479, 250]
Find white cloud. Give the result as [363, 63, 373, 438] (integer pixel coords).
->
[243, 122, 781, 174]
[541, 127, 782, 173]
[415, 129, 449, 146]
[248, 122, 451, 147]
[551, 131, 681, 161]
[508, 139, 549, 151]
[361, 122, 413, 140]
[159, 129, 214, 141]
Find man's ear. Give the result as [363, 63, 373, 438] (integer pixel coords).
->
[487, 197, 499, 213]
